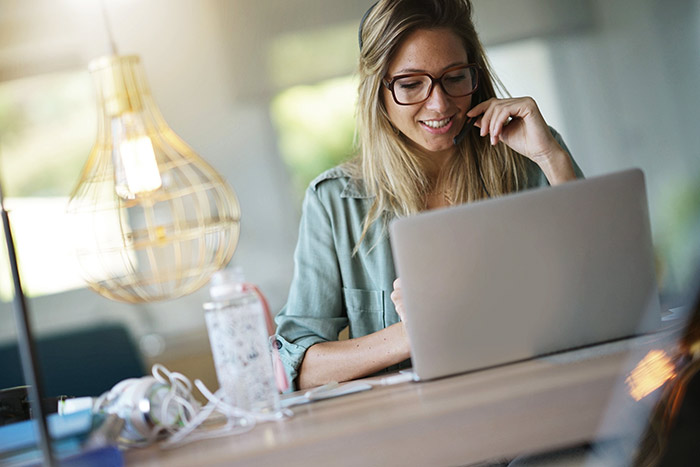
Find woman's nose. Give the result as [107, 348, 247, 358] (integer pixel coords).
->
[423, 82, 451, 112]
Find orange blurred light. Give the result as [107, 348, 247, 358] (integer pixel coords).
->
[625, 350, 676, 402]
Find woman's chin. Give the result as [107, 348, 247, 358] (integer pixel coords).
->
[420, 140, 459, 157]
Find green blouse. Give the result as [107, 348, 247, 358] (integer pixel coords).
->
[274, 130, 583, 390]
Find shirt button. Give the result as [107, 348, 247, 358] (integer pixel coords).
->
[274, 339, 283, 350]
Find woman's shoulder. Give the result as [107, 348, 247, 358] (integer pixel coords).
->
[308, 162, 372, 200]
[309, 166, 351, 191]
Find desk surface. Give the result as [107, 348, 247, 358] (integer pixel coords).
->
[125, 333, 671, 467]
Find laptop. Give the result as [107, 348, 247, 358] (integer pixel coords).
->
[390, 168, 661, 381]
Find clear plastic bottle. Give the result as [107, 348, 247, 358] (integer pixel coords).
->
[203, 267, 280, 414]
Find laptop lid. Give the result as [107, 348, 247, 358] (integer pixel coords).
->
[390, 168, 661, 381]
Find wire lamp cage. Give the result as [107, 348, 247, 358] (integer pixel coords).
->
[67, 55, 240, 303]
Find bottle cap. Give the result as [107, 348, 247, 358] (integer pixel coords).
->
[209, 266, 246, 300]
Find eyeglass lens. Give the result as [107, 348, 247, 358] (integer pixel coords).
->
[392, 66, 477, 105]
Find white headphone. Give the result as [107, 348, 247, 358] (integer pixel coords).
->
[93, 364, 292, 448]
[94, 365, 199, 446]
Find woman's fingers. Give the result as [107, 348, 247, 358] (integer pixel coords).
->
[391, 278, 405, 322]
[477, 99, 496, 138]
[468, 97, 546, 148]
[466, 98, 492, 119]
[490, 107, 513, 146]
[470, 98, 506, 142]
[472, 99, 509, 146]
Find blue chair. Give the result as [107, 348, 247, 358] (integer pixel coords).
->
[0, 323, 146, 398]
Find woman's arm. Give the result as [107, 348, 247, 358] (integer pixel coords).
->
[468, 97, 578, 186]
[298, 322, 410, 389]
[531, 145, 577, 186]
[276, 171, 409, 391]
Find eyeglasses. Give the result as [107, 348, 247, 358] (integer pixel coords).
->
[383, 64, 480, 106]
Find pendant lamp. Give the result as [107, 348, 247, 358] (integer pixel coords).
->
[67, 55, 240, 303]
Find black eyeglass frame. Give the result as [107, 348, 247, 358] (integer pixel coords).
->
[382, 64, 480, 106]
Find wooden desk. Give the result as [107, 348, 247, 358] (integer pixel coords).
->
[125, 334, 671, 467]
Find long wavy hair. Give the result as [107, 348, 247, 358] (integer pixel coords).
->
[347, 0, 529, 251]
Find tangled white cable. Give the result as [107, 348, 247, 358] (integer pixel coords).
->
[93, 364, 293, 449]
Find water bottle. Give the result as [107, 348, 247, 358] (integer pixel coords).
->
[203, 267, 281, 414]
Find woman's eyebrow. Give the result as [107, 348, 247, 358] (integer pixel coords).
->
[393, 67, 425, 74]
[393, 61, 468, 75]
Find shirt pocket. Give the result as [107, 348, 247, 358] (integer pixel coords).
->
[342, 287, 385, 338]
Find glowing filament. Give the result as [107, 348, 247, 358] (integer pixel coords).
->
[119, 136, 162, 195]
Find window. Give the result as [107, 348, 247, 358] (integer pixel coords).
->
[486, 39, 566, 134]
[0, 70, 95, 299]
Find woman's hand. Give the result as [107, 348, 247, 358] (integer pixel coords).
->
[467, 97, 576, 185]
[390, 278, 407, 322]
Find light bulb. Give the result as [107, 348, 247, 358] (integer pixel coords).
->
[112, 112, 162, 197]
[67, 55, 240, 303]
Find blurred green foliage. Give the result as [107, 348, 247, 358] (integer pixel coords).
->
[270, 75, 357, 198]
[0, 71, 94, 198]
[658, 175, 700, 298]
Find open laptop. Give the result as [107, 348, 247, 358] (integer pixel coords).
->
[390, 168, 661, 381]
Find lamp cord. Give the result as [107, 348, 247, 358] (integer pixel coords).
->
[100, 0, 119, 55]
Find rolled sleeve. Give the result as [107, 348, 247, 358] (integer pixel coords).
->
[272, 334, 321, 389]
[274, 183, 349, 391]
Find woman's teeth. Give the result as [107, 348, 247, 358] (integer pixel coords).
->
[422, 117, 452, 129]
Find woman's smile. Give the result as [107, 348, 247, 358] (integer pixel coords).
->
[420, 116, 455, 133]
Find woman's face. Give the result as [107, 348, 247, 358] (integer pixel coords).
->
[383, 28, 472, 163]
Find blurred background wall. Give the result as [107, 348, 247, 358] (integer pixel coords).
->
[1, 0, 698, 393]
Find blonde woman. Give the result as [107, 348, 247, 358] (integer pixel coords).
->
[274, 0, 583, 390]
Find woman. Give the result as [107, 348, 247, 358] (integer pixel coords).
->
[274, 0, 583, 390]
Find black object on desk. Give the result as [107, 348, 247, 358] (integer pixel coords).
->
[0, 386, 66, 427]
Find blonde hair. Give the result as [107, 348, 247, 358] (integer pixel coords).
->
[347, 0, 528, 252]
